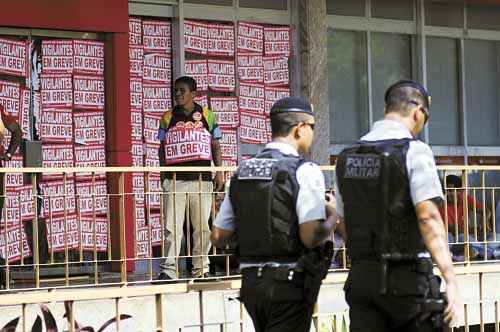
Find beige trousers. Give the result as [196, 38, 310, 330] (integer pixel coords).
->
[159, 179, 213, 278]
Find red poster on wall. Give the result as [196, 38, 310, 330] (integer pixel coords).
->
[194, 93, 208, 108]
[143, 112, 161, 144]
[0, 224, 31, 263]
[80, 216, 108, 252]
[143, 82, 171, 113]
[131, 109, 143, 141]
[143, 54, 171, 83]
[40, 108, 73, 143]
[4, 189, 21, 226]
[74, 111, 106, 145]
[19, 89, 30, 139]
[145, 173, 161, 210]
[264, 26, 291, 56]
[142, 20, 171, 54]
[130, 76, 143, 109]
[208, 59, 235, 92]
[129, 45, 144, 77]
[184, 20, 208, 55]
[0, 38, 28, 77]
[239, 111, 267, 144]
[132, 172, 145, 204]
[237, 53, 263, 83]
[75, 180, 108, 216]
[263, 56, 289, 86]
[207, 23, 235, 57]
[129, 17, 142, 46]
[131, 139, 144, 167]
[185, 59, 208, 91]
[73, 40, 105, 75]
[0, 80, 20, 116]
[239, 82, 265, 115]
[237, 22, 263, 54]
[74, 145, 106, 168]
[17, 185, 36, 221]
[265, 86, 290, 115]
[148, 212, 163, 246]
[144, 143, 160, 167]
[4, 155, 23, 188]
[73, 74, 105, 110]
[42, 144, 74, 169]
[40, 179, 76, 216]
[46, 214, 79, 252]
[135, 211, 149, 258]
[41, 40, 73, 74]
[40, 74, 72, 108]
[220, 128, 238, 160]
[210, 97, 239, 128]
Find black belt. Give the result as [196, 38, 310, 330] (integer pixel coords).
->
[242, 266, 305, 285]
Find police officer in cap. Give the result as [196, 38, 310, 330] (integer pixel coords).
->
[211, 96, 337, 332]
[335, 80, 460, 331]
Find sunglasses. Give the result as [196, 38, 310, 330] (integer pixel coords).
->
[408, 100, 429, 124]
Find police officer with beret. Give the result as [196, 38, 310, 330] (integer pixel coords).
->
[335, 80, 460, 331]
[211, 96, 337, 332]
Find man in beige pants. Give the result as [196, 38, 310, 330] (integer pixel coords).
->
[157, 76, 224, 280]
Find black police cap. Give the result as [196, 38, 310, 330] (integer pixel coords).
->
[384, 80, 431, 109]
[270, 96, 314, 116]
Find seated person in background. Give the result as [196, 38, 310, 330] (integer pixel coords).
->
[439, 175, 494, 259]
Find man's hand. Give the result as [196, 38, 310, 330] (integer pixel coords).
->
[214, 171, 225, 192]
[444, 279, 461, 327]
[325, 192, 337, 218]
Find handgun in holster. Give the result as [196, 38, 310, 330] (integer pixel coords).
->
[298, 240, 334, 304]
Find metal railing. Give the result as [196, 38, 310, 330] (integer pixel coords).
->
[0, 165, 499, 292]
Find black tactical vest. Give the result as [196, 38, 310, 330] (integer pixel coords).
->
[336, 138, 427, 261]
[229, 148, 307, 263]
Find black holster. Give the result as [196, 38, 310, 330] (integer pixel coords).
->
[298, 241, 334, 304]
[419, 272, 446, 330]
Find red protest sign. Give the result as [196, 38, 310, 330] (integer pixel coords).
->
[0, 37, 28, 77]
[237, 22, 263, 54]
[74, 144, 106, 168]
[210, 97, 239, 127]
[132, 172, 145, 204]
[131, 139, 144, 167]
[129, 45, 144, 77]
[265, 86, 290, 115]
[239, 111, 268, 144]
[40, 74, 72, 108]
[145, 173, 161, 210]
[42, 144, 74, 169]
[135, 219, 150, 258]
[263, 56, 289, 86]
[239, 82, 265, 114]
[237, 53, 263, 83]
[131, 109, 143, 141]
[75, 180, 108, 216]
[40, 108, 73, 143]
[264, 26, 291, 56]
[129, 17, 142, 46]
[148, 212, 163, 246]
[4, 155, 23, 189]
[208, 59, 235, 92]
[143, 20, 171, 54]
[3, 189, 21, 226]
[73, 40, 104, 75]
[143, 82, 171, 113]
[144, 112, 161, 144]
[194, 93, 208, 108]
[17, 185, 36, 222]
[163, 125, 212, 165]
[207, 23, 235, 57]
[143, 54, 171, 83]
[130, 76, 143, 109]
[144, 143, 160, 167]
[184, 20, 208, 55]
[73, 74, 105, 110]
[80, 215, 108, 252]
[220, 128, 238, 160]
[19, 89, 30, 139]
[40, 179, 77, 217]
[3, 186, 36, 223]
[73, 111, 106, 145]
[41, 40, 73, 74]
[185, 59, 208, 91]
[46, 213, 79, 252]
[0, 224, 31, 263]
[0, 80, 20, 117]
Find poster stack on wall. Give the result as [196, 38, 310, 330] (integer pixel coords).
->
[129, 17, 172, 259]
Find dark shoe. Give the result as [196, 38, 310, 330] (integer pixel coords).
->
[192, 272, 218, 283]
[155, 272, 176, 284]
